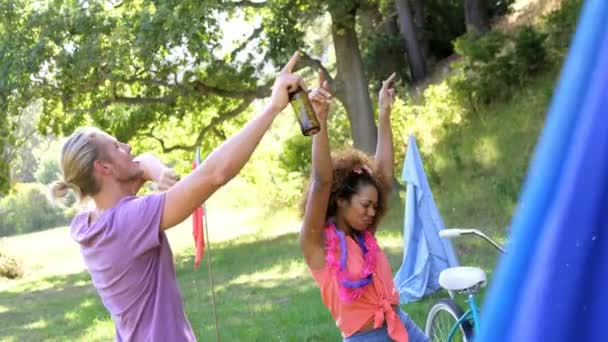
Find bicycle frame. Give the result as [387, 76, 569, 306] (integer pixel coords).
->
[446, 294, 480, 342]
[436, 228, 505, 342]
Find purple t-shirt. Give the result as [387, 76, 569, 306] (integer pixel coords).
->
[71, 193, 196, 341]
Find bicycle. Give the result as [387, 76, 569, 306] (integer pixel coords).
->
[424, 229, 506, 342]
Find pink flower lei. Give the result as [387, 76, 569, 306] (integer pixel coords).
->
[324, 222, 380, 303]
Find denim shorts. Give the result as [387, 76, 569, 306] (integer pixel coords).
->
[343, 309, 430, 342]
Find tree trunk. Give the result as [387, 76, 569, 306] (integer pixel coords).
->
[410, 0, 429, 59]
[395, 0, 426, 83]
[360, 6, 404, 84]
[465, 0, 490, 34]
[330, 12, 377, 155]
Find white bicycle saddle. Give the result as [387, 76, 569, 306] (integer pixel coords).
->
[439, 266, 487, 291]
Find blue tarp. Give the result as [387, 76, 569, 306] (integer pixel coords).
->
[478, 1, 608, 341]
[394, 135, 459, 304]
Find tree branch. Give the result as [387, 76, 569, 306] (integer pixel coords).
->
[296, 51, 334, 83]
[144, 98, 255, 153]
[121, 75, 273, 100]
[230, 25, 264, 61]
[191, 98, 254, 148]
[113, 95, 176, 106]
[122, 77, 173, 88]
[225, 0, 267, 8]
[212, 127, 227, 140]
[297, 51, 344, 96]
[191, 80, 272, 99]
[66, 95, 176, 116]
[144, 129, 170, 152]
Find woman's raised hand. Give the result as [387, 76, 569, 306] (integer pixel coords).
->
[308, 71, 332, 122]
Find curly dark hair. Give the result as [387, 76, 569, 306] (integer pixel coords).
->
[300, 149, 391, 233]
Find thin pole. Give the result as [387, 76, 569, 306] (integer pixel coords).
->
[203, 203, 220, 342]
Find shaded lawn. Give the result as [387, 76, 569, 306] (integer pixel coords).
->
[0, 222, 497, 341]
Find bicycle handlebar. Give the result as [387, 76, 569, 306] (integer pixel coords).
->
[440, 228, 506, 253]
[439, 229, 476, 238]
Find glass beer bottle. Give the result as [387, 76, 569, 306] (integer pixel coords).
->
[289, 87, 320, 136]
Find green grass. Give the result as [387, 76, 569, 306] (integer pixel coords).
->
[0, 192, 500, 341]
[423, 69, 557, 245]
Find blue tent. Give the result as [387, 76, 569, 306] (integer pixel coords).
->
[478, 1, 608, 341]
[394, 135, 459, 304]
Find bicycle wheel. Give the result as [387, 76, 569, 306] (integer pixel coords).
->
[425, 298, 473, 342]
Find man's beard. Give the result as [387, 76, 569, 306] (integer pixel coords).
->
[118, 167, 144, 183]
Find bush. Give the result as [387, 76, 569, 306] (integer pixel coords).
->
[0, 247, 23, 279]
[0, 183, 70, 237]
[279, 103, 352, 177]
[415, 0, 515, 60]
[449, 0, 584, 107]
[451, 26, 548, 106]
[279, 134, 312, 176]
[543, 0, 584, 66]
[35, 157, 61, 185]
[513, 26, 548, 74]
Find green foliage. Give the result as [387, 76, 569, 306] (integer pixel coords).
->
[388, 68, 556, 232]
[33, 152, 78, 206]
[425, 0, 467, 58]
[0, 1, 57, 193]
[449, 0, 582, 108]
[542, 0, 584, 66]
[0, 142, 9, 194]
[29, 127, 63, 187]
[278, 103, 352, 177]
[360, 28, 410, 85]
[420, 0, 514, 59]
[1, 0, 286, 179]
[262, 0, 322, 64]
[279, 134, 311, 176]
[365, 0, 515, 83]
[390, 82, 466, 179]
[0, 183, 69, 237]
[450, 26, 548, 106]
[35, 158, 60, 185]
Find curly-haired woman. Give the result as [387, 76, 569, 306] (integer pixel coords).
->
[301, 73, 429, 342]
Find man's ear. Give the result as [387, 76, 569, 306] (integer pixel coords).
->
[93, 160, 112, 176]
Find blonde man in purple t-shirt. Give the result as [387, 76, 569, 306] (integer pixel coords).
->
[48, 52, 305, 341]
